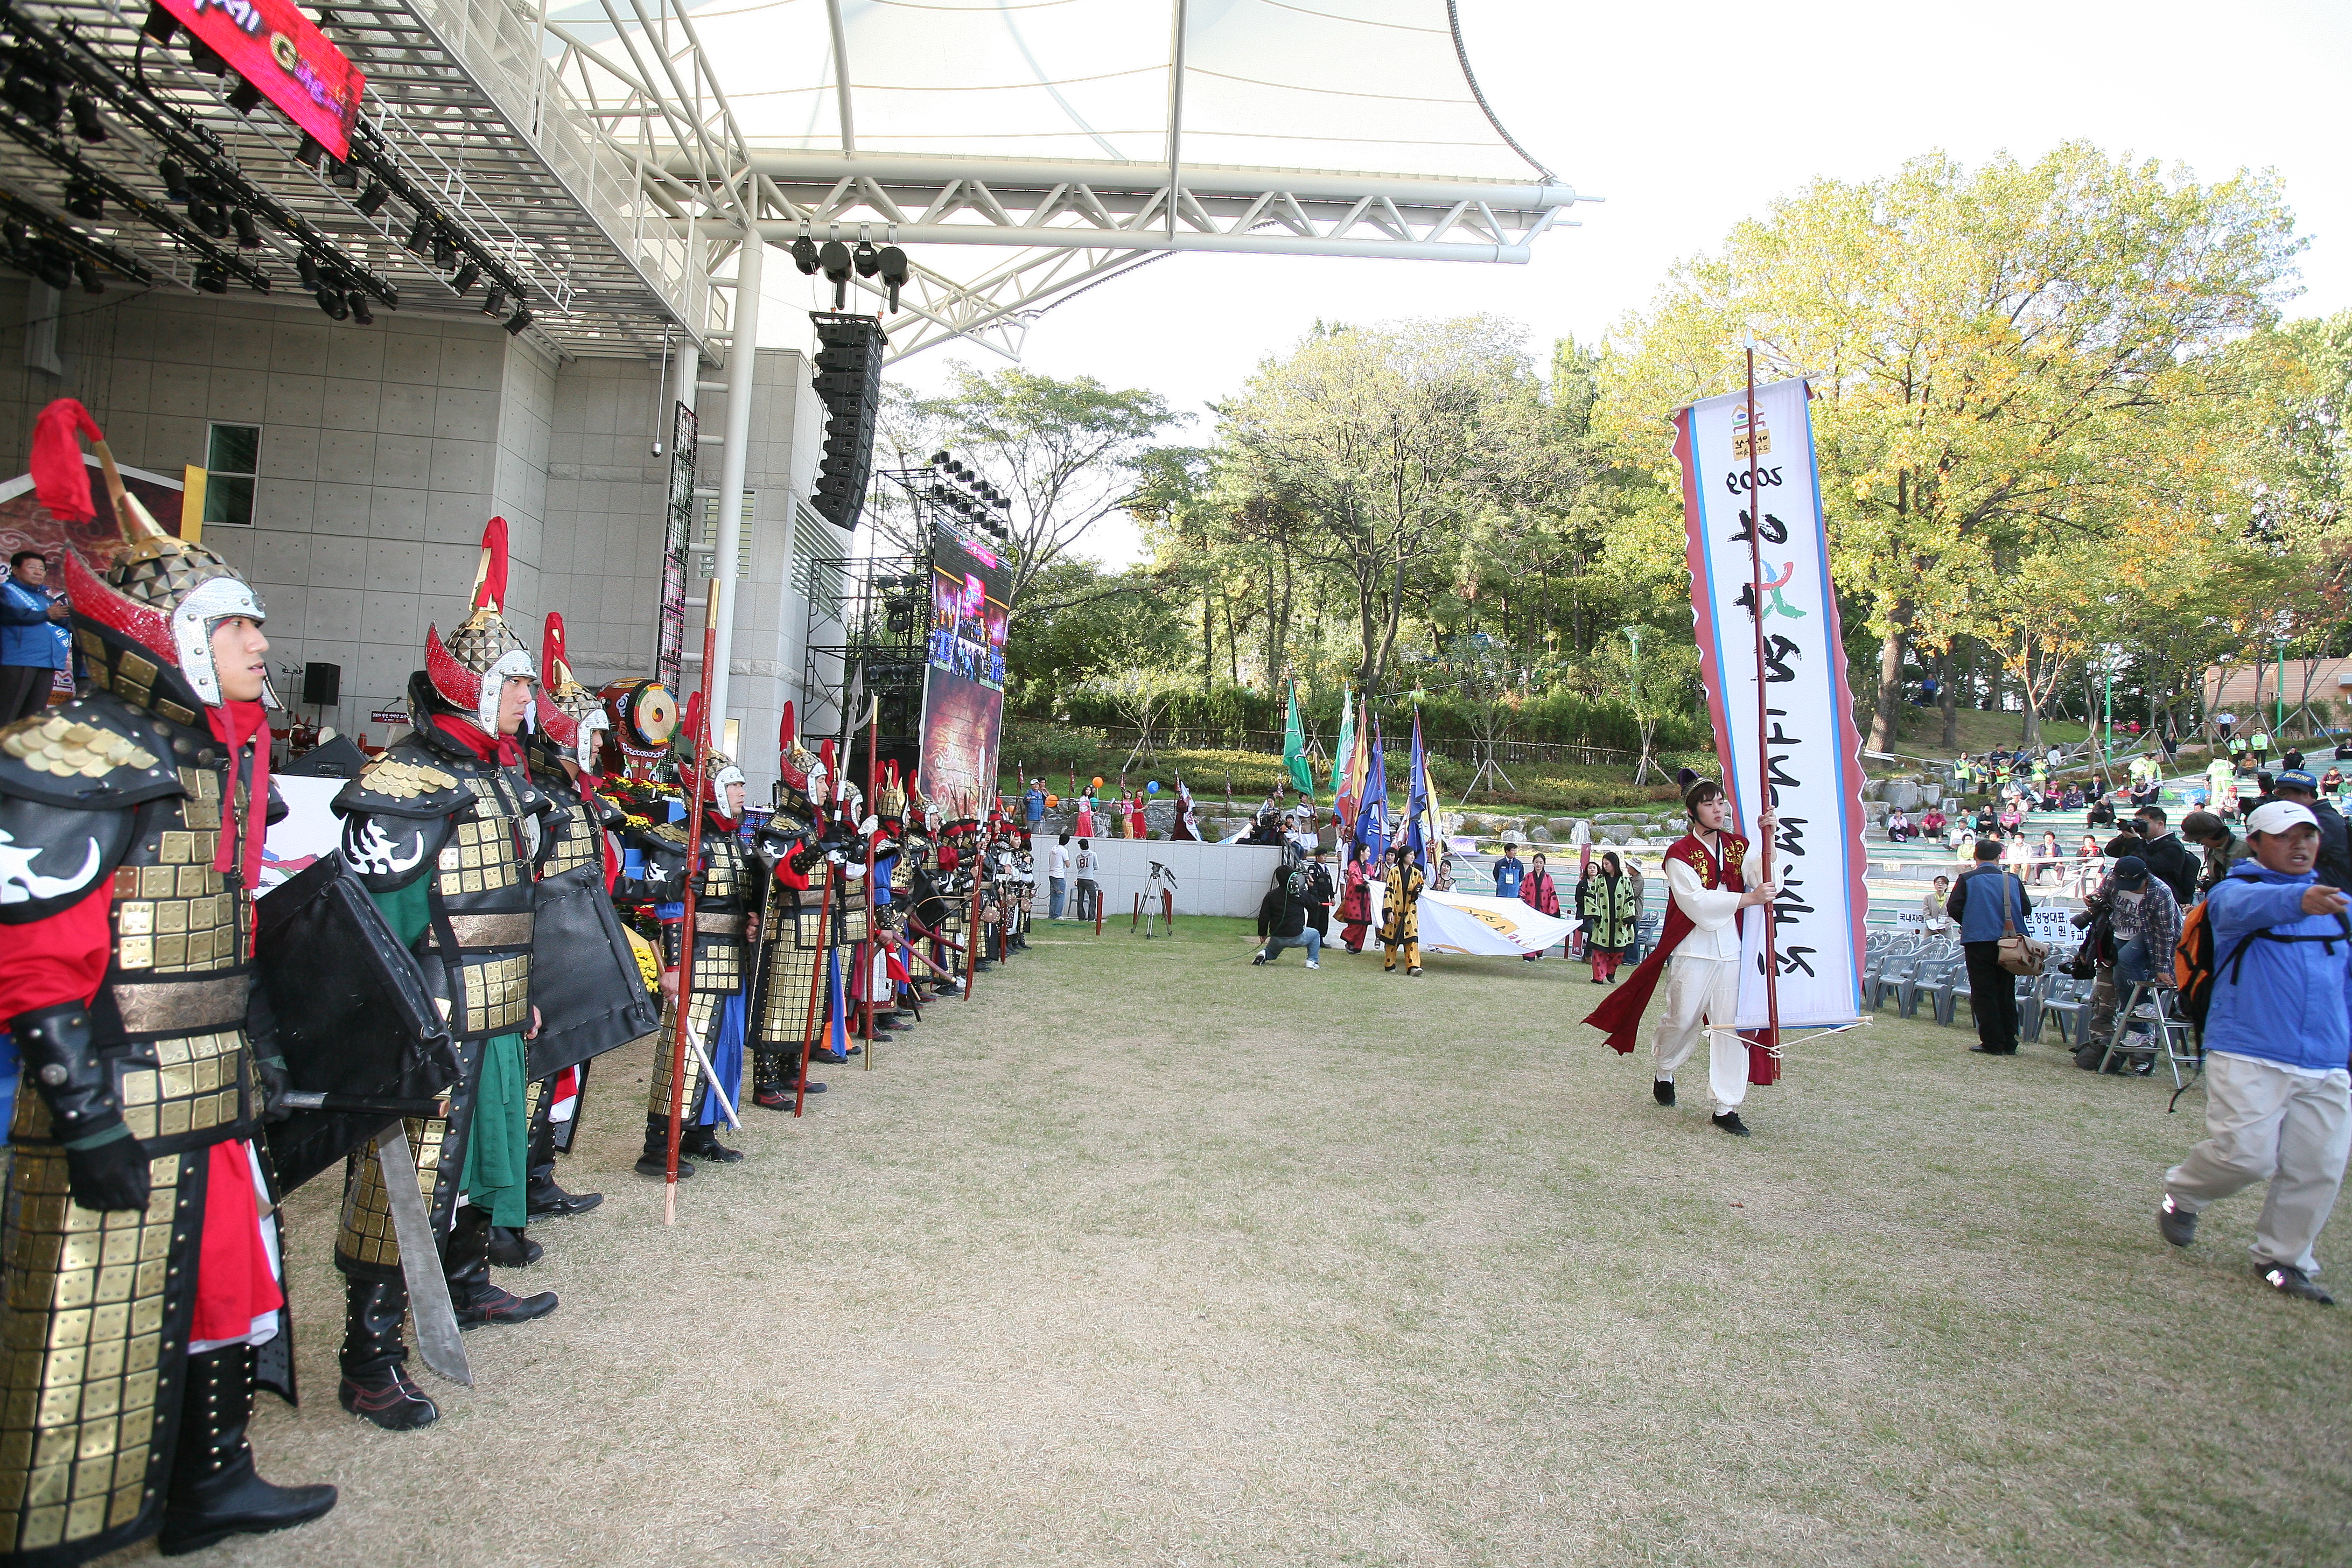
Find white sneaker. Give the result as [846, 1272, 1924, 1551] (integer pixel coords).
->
[1305, 960, 1320, 969]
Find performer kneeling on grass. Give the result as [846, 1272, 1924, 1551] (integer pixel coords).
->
[1583, 777, 1777, 1137]
[2158, 800, 2352, 1306]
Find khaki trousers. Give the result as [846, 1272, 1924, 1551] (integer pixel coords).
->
[2164, 1053, 2351, 1276]
[1651, 954, 1749, 1116]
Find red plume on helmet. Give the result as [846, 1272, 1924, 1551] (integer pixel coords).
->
[426, 516, 531, 725]
[538, 612, 579, 751]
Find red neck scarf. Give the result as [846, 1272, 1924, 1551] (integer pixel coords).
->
[433, 712, 522, 767]
[204, 699, 273, 890]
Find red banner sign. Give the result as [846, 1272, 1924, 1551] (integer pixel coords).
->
[158, 0, 366, 160]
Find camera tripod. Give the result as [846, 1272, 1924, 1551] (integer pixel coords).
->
[1131, 859, 1179, 938]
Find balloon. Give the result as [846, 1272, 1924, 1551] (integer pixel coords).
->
[1147, 781, 1160, 793]
[1046, 794, 1059, 808]
[1091, 776, 1104, 788]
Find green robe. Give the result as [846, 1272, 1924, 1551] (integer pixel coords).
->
[369, 878, 530, 1228]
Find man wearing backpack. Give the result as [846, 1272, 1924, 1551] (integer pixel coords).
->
[2158, 801, 2352, 1306]
[1946, 839, 2033, 1055]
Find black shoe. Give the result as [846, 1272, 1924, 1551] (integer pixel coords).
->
[810, 1046, 850, 1065]
[158, 1346, 338, 1556]
[337, 1368, 439, 1431]
[486, 1226, 542, 1268]
[1711, 1112, 1751, 1137]
[1969, 1043, 2017, 1054]
[681, 1128, 744, 1163]
[2260, 1262, 2335, 1305]
[1653, 1080, 1675, 1107]
[526, 1181, 603, 1220]
[846, 1042, 864, 1055]
[1251, 954, 1266, 965]
[635, 1153, 695, 1178]
[453, 1284, 560, 1329]
[2158, 1194, 2197, 1248]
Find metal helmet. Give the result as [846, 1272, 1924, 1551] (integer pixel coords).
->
[537, 612, 608, 769]
[33, 399, 272, 719]
[425, 516, 535, 731]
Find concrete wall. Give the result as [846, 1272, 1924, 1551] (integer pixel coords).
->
[0, 279, 839, 769]
[1026, 835, 1287, 921]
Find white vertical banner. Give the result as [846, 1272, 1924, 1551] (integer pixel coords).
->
[1673, 376, 1867, 1028]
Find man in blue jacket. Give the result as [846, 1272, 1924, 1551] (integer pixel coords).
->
[0, 548, 69, 723]
[1945, 839, 2031, 1054]
[2159, 800, 2352, 1305]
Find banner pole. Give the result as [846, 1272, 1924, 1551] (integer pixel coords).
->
[665, 580, 722, 1224]
[1744, 345, 1783, 1056]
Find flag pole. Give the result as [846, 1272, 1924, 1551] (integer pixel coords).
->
[1743, 344, 1783, 1057]
[664, 580, 722, 1225]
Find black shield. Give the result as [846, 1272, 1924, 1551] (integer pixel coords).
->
[527, 862, 661, 1080]
[257, 853, 462, 1192]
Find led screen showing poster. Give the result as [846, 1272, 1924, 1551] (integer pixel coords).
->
[156, 0, 366, 159]
[918, 524, 1010, 813]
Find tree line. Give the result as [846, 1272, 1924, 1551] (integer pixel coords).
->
[876, 142, 2351, 765]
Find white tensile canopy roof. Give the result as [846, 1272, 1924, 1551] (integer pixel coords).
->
[541, 0, 1586, 358]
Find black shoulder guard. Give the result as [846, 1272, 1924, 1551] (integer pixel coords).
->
[0, 793, 138, 924]
[590, 794, 629, 833]
[333, 743, 474, 821]
[340, 807, 456, 894]
[0, 695, 181, 811]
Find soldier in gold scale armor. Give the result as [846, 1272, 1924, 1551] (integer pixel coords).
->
[0, 402, 334, 1563]
[747, 704, 847, 1109]
[324, 518, 558, 1433]
[636, 748, 756, 1176]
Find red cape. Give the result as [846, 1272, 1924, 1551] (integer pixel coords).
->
[1581, 831, 1780, 1086]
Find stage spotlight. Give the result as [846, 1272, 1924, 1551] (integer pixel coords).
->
[404, 214, 434, 257]
[355, 181, 390, 217]
[159, 157, 191, 202]
[791, 235, 818, 275]
[505, 307, 531, 336]
[188, 199, 227, 239]
[480, 287, 506, 318]
[296, 252, 321, 290]
[852, 240, 879, 278]
[314, 286, 348, 319]
[2, 58, 62, 127]
[348, 291, 373, 325]
[330, 159, 360, 190]
[141, 2, 177, 42]
[226, 77, 263, 114]
[295, 135, 326, 169]
[186, 37, 227, 76]
[67, 93, 106, 143]
[74, 259, 102, 295]
[230, 208, 261, 249]
[63, 177, 103, 222]
[29, 243, 71, 291]
[3, 222, 24, 254]
[817, 240, 851, 282]
[431, 232, 456, 270]
[450, 262, 478, 295]
[193, 262, 228, 294]
[930, 451, 949, 467]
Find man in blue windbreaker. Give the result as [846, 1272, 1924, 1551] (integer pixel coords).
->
[2159, 800, 2352, 1305]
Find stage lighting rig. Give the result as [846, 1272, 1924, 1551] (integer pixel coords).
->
[450, 261, 477, 296]
[792, 234, 818, 275]
[353, 179, 388, 217]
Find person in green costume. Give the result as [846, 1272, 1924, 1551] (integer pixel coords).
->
[326, 517, 558, 1432]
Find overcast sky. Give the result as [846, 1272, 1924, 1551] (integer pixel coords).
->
[762, 0, 2352, 566]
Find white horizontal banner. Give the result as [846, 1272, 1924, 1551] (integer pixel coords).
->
[1417, 891, 1580, 957]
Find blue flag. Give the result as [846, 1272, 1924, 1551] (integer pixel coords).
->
[826, 947, 849, 1060]
[1352, 716, 1387, 859]
[1404, 710, 1431, 869]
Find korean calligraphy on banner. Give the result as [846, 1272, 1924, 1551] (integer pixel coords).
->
[1672, 376, 1868, 1029]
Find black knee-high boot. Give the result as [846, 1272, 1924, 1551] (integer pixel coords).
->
[526, 1072, 603, 1219]
[158, 1344, 338, 1555]
[446, 1205, 559, 1328]
[337, 1277, 440, 1431]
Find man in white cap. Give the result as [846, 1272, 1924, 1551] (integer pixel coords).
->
[2159, 799, 2352, 1305]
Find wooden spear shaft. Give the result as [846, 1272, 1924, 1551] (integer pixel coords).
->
[1744, 347, 1783, 1055]
[664, 580, 722, 1225]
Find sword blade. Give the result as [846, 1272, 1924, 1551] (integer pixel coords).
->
[374, 1121, 473, 1387]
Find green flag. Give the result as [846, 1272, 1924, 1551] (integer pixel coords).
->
[1283, 682, 1314, 794]
[1329, 686, 1355, 804]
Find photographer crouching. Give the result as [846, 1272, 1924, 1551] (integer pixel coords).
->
[2158, 801, 2352, 1305]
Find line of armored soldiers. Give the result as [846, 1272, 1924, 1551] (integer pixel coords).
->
[0, 401, 1023, 1566]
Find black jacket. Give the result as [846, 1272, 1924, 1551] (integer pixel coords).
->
[2309, 799, 2352, 891]
[1257, 885, 1307, 941]
[2134, 830, 2200, 905]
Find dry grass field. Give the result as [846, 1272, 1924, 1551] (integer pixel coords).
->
[197, 915, 2349, 1568]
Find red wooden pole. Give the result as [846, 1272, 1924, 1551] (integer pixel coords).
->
[1744, 346, 1782, 1056]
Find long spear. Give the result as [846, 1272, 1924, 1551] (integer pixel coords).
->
[1742, 343, 1783, 1057]
[663, 581, 722, 1225]
[793, 853, 836, 1117]
[863, 693, 879, 1068]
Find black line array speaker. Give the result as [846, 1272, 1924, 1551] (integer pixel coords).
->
[809, 310, 887, 529]
[302, 661, 341, 706]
